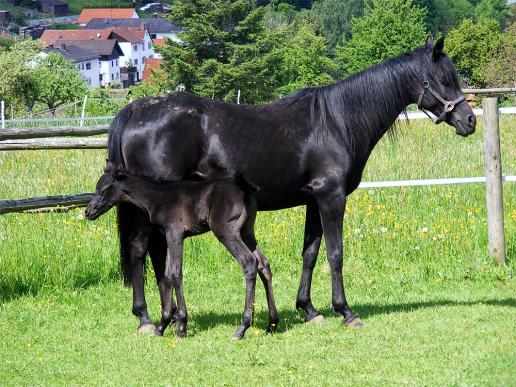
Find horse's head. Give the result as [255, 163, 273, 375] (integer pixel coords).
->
[85, 166, 124, 220]
[416, 36, 476, 137]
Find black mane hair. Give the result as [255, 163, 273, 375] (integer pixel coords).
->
[284, 46, 434, 151]
[107, 102, 134, 166]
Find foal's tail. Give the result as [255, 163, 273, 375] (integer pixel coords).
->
[116, 202, 140, 286]
[108, 102, 134, 166]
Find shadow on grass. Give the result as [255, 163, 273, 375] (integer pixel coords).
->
[192, 298, 516, 335]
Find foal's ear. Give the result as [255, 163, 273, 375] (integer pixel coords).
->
[425, 35, 434, 48]
[432, 37, 445, 62]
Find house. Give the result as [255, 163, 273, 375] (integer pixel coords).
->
[53, 39, 123, 87]
[142, 58, 161, 82]
[109, 26, 155, 81]
[40, 28, 112, 46]
[47, 44, 100, 88]
[0, 10, 11, 21]
[37, 0, 68, 16]
[143, 18, 180, 41]
[77, 8, 138, 26]
[85, 17, 181, 42]
[41, 26, 156, 82]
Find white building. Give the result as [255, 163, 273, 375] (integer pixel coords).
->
[40, 45, 101, 88]
[54, 39, 123, 87]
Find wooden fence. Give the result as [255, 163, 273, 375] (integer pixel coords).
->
[0, 90, 514, 263]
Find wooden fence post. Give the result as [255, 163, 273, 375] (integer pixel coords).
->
[482, 97, 506, 263]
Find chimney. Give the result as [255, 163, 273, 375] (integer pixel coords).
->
[97, 32, 101, 38]
[61, 43, 66, 49]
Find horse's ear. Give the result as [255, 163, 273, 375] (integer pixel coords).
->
[433, 37, 445, 62]
[426, 35, 434, 48]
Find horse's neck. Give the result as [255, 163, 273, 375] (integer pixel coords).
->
[344, 63, 415, 148]
[118, 179, 162, 215]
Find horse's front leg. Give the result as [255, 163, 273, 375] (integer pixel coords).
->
[156, 232, 186, 337]
[296, 202, 325, 323]
[316, 188, 362, 327]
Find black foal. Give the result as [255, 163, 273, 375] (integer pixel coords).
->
[85, 164, 279, 339]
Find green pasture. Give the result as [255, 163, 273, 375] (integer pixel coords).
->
[0, 117, 514, 385]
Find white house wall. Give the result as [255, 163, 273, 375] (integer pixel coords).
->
[76, 59, 100, 88]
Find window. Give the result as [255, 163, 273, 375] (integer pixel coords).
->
[141, 42, 145, 50]
[134, 59, 138, 66]
[81, 63, 84, 70]
[116, 59, 118, 66]
[111, 60, 114, 66]
[133, 45, 138, 51]
[86, 62, 91, 70]
[142, 57, 145, 64]
[98, 60, 101, 67]
[151, 34, 156, 39]
[99, 74, 103, 81]
[116, 72, 119, 78]
[111, 74, 114, 81]
[148, 41, 152, 49]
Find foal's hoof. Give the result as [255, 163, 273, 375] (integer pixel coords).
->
[343, 316, 364, 328]
[137, 323, 158, 335]
[306, 314, 326, 324]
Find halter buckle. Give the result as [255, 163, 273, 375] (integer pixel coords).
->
[444, 101, 455, 112]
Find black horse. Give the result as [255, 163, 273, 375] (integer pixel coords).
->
[108, 37, 476, 328]
[85, 165, 279, 339]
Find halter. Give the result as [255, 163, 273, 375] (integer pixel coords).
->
[417, 80, 466, 124]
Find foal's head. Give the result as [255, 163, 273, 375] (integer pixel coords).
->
[414, 36, 476, 136]
[85, 164, 126, 220]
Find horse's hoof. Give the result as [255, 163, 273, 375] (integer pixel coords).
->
[344, 316, 364, 328]
[306, 314, 325, 324]
[137, 324, 157, 335]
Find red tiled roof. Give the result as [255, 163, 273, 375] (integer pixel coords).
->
[110, 27, 145, 43]
[142, 58, 161, 81]
[152, 38, 165, 47]
[77, 8, 137, 24]
[40, 29, 112, 46]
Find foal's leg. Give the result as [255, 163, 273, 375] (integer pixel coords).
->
[156, 233, 186, 337]
[241, 219, 279, 333]
[148, 229, 177, 325]
[296, 202, 325, 323]
[214, 228, 258, 340]
[316, 189, 361, 327]
[128, 223, 155, 333]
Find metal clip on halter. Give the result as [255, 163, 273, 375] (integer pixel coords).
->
[417, 80, 466, 124]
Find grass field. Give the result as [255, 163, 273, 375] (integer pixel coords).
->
[0, 117, 514, 385]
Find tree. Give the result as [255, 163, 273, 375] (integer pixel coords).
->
[0, 40, 43, 114]
[413, 0, 474, 34]
[311, 0, 368, 48]
[159, 0, 335, 103]
[158, 0, 265, 93]
[483, 23, 516, 89]
[475, 0, 509, 28]
[445, 18, 502, 86]
[36, 52, 88, 112]
[334, 0, 427, 76]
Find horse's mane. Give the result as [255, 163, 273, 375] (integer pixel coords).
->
[282, 46, 439, 151]
[107, 102, 134, 167]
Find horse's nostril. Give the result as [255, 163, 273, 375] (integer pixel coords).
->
[468, 114, 476, 128]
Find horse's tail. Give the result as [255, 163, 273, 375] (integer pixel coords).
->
[116, 202, 140, 286]
[108, 102, 134, 167]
